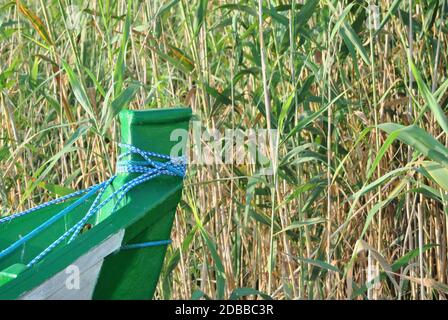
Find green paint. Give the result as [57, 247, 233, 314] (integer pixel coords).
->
[0, 107, 191, 299]
[0, 264, 27, 287]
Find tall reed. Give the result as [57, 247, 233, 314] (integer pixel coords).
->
[1, 0, 448, 299]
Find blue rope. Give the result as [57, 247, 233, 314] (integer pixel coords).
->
[0, 144, 186, 267]
[0, 183, 105, 261]
[0, 183, 105, 224]
[121, 240, 172, 251]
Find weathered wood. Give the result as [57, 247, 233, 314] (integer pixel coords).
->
[20, 230, 124, 300]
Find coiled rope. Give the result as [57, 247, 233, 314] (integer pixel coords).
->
[0, 144, 186, 267]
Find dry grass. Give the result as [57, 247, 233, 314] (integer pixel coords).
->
[1, 0, 448, 299]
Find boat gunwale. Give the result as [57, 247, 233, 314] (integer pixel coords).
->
[121, 107, 192, 125]
[0, 182, 183, 299]
[0, 107, 192, 299]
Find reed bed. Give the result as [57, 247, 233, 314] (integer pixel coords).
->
[1, 0, 448, 299]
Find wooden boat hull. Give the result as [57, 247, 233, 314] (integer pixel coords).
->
[0, 108, 191, 299]
[21, 230, 125, 300]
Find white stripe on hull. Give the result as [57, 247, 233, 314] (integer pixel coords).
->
[20, 230, 124, 300]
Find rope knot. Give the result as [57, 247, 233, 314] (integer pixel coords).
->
[116, 144, 186, 178]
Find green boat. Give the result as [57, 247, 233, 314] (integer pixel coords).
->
[0, 107, 192, 300]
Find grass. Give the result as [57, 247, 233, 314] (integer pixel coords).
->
[1, 0, 448, 299]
